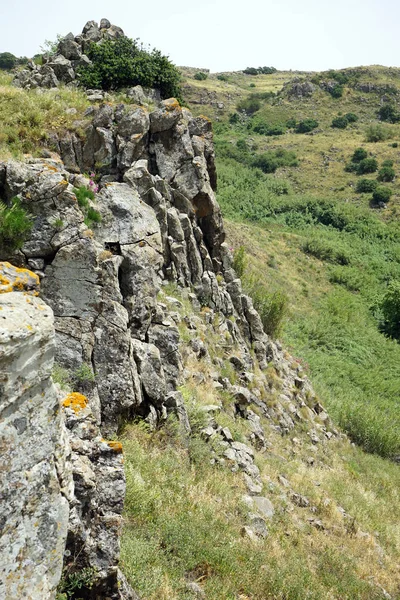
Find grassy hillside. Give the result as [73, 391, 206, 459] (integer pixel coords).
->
[1, 62, 400, 599]
[120, 286, 400, 600]
[183, 66, 400, 459]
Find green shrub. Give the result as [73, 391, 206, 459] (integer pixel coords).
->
[328, 266, 366, 292]
[356, 158, 378, 174]
[194, 71, 208, 81]
[246, 281, 289, 337]
[86, 207, 102, 224]
[372, 186, 392, 203]
[286, 118, 297, 128]
[326, 70, 349, 85]
[328, 84, 344, 98]
[57, 567, 96, 599]
[345, 112, 358, 123]
[351, 148, 368, 163]
[243, 66, 276, 75]
[252, 121, 286, 136]
[0, 52, 17, 70]
[365, 123, 392, 142]
[217, 74, 228, 82]
[0, 199, 33, 254]
[377, 104, 400, 123]
[302, 237, 351, 265]
[295, 119, 319, 133]
[236, 95, 261, 115]
[331, 116, 349, 129]
[378, 165, 396, 182]
[356, 178, 378, 193]
[74, 363, 95, 383]
[243, 67, 259, 75]
[74, 186, 95, 208]
[233, 245, 247, 277]
[376, 280, 400, 338]
[77, 37, 182, 99]
[251, 149, 298, 173]
[73, 186, 101, 228]
[331, 113, 358, 129]
[391, 142, 398, 148]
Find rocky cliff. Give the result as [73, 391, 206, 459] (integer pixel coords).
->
[0, 43, 336, 599]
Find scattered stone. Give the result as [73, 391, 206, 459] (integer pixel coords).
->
[291, 493, 310, 508]
[252, 496, 275, 519]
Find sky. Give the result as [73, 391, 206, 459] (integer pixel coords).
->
[0, 0, 399, 73]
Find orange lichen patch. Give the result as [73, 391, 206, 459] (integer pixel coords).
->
[0, 275, 10, 286]
[199, 114, 211, 122]
[104, 440, 123, 453]
[82, 229, 94, 238]
[164, 98, 181, 112]
[60, 179, 69, 186]
[43, 164, 58, 173]
[62, 392, 88, 414]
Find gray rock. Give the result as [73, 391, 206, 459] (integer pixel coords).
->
[131, 340, 166, 406]
[0, 288, 70, 600]
[100, 18, 111, 29]
[47, 55, 75, 83]
[58, 37, 82, 60]
[252, 496, 275, 519]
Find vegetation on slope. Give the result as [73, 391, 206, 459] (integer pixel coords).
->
[120, 288, 400, 600]
[180, 65, 400, 460]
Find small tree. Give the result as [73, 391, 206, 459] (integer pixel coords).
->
[377, 165, 395, 182]
[328, 84, 344, 98]
[372, 186, 392, 203]
[356, 158, 378, 174]
[351, 148, 368, 163]
[236, 95, 261, 115]
[331, 116, 349, 129]
[194, 72, 208, 81]
[356, 178, 377, 193]
[295, 119, 319, 133]
[377, 104, 400, 123]
[0, 52, 17, 70]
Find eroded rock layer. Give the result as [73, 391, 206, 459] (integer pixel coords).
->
[0, 96, 335, 599]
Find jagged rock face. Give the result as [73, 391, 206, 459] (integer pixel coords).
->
[13, 19, 124, 90]
[0, 263, 133, 600]
[0, 97, 335, 599]
[0, 276, 70, 600]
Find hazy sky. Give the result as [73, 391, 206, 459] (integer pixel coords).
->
[0, 0, 399, 72]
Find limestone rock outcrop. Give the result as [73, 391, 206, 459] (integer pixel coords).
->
[0, 271, 70, 600]
[13, 19, 124, 90]
[0, 86, 335, 598]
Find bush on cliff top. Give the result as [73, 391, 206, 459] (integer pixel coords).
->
[77, 37, 182, 100]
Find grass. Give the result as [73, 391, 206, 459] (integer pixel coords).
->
[120, 362, 400, 600]
[0, 72, 90, 158]
[120, 286, 400, 599]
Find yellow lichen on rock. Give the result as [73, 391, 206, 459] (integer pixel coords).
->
[62, 392, 88, 414]
[0, 262, 40, 295]
[102, 440, 123, 453]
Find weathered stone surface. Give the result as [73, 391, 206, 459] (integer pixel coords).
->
[0, 261, 40, 293]
[0, 291, 70, 600]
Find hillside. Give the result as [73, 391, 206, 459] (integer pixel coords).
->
[182, 65, 400, 460]
[1, 26, 400, 600]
